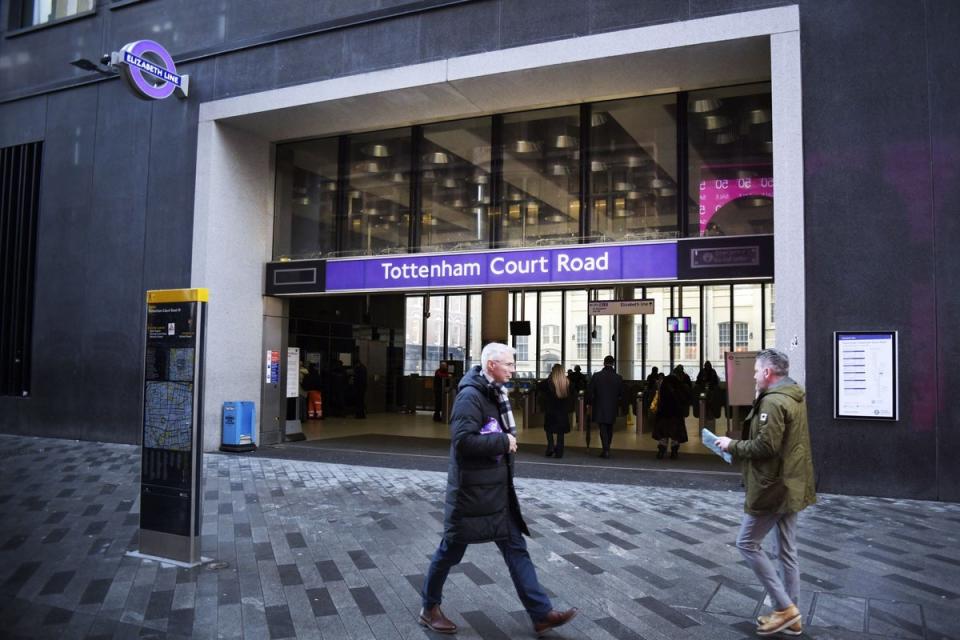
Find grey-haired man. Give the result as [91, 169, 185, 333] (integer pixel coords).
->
[717, 349, 816, 636]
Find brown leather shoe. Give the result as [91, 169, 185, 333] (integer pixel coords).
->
[419, 605, 457, 634]
[756, 605, 801, 636]
[533, 608, 578, 636]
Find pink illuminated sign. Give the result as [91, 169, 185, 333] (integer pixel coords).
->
[698, 164, 773, 233]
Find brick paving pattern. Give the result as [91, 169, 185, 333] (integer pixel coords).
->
[1, 434, 959, 639]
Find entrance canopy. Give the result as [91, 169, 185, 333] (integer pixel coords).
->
[190, 6, 804, 451]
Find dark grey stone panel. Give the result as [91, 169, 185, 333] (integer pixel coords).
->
[17, 86, 99, 436]
[926, 0, 960, 501]
[800, 0, 938, 498]
[499, 0, 590, 49]
[689, 0, 794, 19]
[340, 12, 422, 76]
[0, 14, 103, 100]
[141, 59, 215, 292]
[274, 31, 345, 91]
[0, 97, 47, 148]
[221, 0, 327, 43]
[588, 0, 688, 33]
[105, 0, 227, 57]
[419, 0, 501, 61]
[73, 80, 153, 443]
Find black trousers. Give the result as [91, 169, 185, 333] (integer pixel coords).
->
[546, 431, 565, 454]
[598, 423, 613, 452]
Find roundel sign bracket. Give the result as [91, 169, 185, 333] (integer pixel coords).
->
[110, 40, 189, 100]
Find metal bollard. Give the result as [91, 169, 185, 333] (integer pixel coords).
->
[521, 389, 531, 431]
[577, 391, 585, 432]
[635, 391, 644, 434]
[444, 379, 454, 423]
[699, 392, 707, 431]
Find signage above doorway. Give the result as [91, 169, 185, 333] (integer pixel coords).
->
[325, 242, 678, 293]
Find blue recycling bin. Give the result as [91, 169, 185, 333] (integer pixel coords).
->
[220, 401, 256, 452]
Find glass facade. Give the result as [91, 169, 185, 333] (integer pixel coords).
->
[404, 293, 481, 375]
[344, 129, 412, 256]
[591, 95, 678, 242]
[419, 117, 492, 252]
[273, 83, 772, 260]
[274, 138, 339, 259]
[499, 107, 580, 247]
[688, 82, 773, 237]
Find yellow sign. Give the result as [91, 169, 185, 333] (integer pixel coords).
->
[146, 288, 209, 303]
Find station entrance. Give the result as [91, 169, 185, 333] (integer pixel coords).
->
[281, 281, 773, 460]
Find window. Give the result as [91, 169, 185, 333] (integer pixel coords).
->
[273, 138, 339, 260]
[576, 324, 603, 359]
[345, 128, 412, 256]
[1, 142, 42, 397]
[542, 324, 560, 345]
[718, 321, 749, 352]
[499, 106, 580, 248]
[688, 83, 773, 237]
[672, 322, 698, 360]
[576, 325, 589, 359]
[591, 95, 678, 242]
[419, 117, 492, 252]
[515, 335, 529, 361]
[9, 0, 94, 28]
[272, 83, 773, 259]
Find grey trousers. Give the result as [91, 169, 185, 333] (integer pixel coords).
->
[735, 512, 799, 611]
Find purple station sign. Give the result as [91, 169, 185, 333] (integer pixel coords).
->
[111, 40, 189, 100]
[325, 242, 677, 292]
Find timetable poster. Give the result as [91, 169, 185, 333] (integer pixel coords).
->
[834, 332, 898, 420]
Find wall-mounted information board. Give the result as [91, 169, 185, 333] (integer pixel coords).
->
[834, 331, 898, 420]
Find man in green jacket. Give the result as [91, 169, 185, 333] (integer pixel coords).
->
[717, 349, 816, 637]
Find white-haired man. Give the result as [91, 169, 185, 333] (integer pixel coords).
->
[419, 342, 577, 636]
[717, 348, 816, 636]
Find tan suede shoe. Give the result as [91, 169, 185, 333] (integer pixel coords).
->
[756, 605, 801, 636]
[757, 613, 802, 636]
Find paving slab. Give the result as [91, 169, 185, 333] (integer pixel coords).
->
[1, 434, 959, 639]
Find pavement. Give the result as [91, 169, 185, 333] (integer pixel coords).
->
[2, 433, 959, 639]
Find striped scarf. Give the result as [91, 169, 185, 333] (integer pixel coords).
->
[483, 372, 516, 434]
[496, 385, 517, 434]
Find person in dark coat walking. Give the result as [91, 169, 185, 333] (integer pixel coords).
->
[539, 364, 574, 458]
[587, 355, 623, 458]
[643, 366, 660, 415]
[419, 343, 577, 636]
[694, 361, 722, 427]
[652, 372, 689, 459]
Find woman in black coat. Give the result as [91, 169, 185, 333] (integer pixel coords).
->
[694, 361, 723, 426]
[651, 373, 689, 459]
[539, 364, 573, 458]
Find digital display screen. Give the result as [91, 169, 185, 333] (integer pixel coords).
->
[667, 316, 692, 333]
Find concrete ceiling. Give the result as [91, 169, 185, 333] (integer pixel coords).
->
[214, 36, 771, 143]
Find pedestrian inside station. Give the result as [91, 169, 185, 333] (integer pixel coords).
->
[277, 282, 773, 463]
[258, 82, 777, 464]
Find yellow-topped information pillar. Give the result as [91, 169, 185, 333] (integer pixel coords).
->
[130, 288, 209, 567]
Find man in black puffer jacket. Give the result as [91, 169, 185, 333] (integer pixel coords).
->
[419, 342, 578, 636]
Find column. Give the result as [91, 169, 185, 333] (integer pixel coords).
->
[481, 290, 509, 346]
[615, 286, 635, 379]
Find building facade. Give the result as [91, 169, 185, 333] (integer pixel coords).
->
[0, 0, 957, 501]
